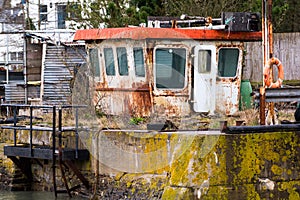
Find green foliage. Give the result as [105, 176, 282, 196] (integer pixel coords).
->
[67, 0, 165, 28]
[26, 18, 35, 30]
[129, 117, 145, 125]
[67, 0, 299, 32]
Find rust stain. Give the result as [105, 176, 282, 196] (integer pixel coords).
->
[74, 27, 262, 42]
[130, 90, 152, 117]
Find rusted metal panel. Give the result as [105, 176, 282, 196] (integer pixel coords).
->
[215, 44, 244, 115]
[74, 27, 261, 42]
[96, 90, 152, 117]
[152, 96, 191, 118]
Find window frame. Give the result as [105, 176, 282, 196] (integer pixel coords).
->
[153, 46, 188, 90]
[39, 4, 48, 22]
[57, 4, 67, 29]
[103, 47, 116, 76]
[88, 48, 101, 78]
[217, 47, 240, 78]
[133, 47, 145, 77]
[116, 47, 129, 76]
[197, 49, 212, 74]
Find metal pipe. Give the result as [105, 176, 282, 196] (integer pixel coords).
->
[23, 32, 27, 104]
[260, 0, 267, 124]
[6, 34, 9, 84]
[40, 43, 47, 102]
[75, 107, 79, 159]
[52, 106, 57, 197]
[259, 87, 266, 125]
[58, 107, 62, 149]
[267, 0, 276, 124]
[268, 0, 273, 58]
[22, 1, 27, 104]
[13, 106, 17, 146]
[30, 106, 33, 157]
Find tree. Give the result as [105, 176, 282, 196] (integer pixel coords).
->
[67, 0, 165, 28]
[67, 0, 300, 32]
[273, 0, 300, 32]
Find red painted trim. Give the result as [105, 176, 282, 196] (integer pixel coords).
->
[74, 27, 262, 42]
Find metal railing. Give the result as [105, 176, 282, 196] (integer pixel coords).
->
[0, 104, 84, 159]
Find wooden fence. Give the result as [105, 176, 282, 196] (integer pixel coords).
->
[245, 32, 300, 83]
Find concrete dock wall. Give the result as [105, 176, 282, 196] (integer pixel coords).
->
[1, 128, 300, 199]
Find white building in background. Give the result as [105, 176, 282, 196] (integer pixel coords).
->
[26, 0, 78, 30]
[0, 0, 86, 103]
[0, 0, 83, 66]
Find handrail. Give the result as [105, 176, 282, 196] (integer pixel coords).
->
[0, 104, 85, 159]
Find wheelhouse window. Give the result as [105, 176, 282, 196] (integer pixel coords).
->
[133, 47, 145, 77]
[198, 50, 211, 73]
[155, 48, 186, 89]
[89, 48, 100, 77]
[217, 48, 239, 77]
[117, 47, 128, 76]
[104, 48, 115, 76]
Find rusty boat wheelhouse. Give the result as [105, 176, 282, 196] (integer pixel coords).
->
[74, 25, 261, 117]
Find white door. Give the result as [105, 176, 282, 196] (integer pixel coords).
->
[193, 45, 216, 113]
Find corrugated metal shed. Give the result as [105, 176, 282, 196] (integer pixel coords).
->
[42, 45, 86, 105]
[5, 81, 25, 102]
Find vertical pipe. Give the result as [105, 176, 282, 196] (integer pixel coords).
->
[267, 0, 276, 124]
[75, 107, 78, 159]
[6, 34, 9, 84]
[260, 0, 267, 124]
[40, 43, 47, 103]
[259, 87, 266, 125]
[13, 106, 17, 146]
[38, 0, 41, 30]
[52, 106, 57, 197]
[58, 107, 62, 148]
[29, 106, 33, 157]
[23, 1, 27, 104]
[23, 34, 27, 104]
[268, 0, 273, 58]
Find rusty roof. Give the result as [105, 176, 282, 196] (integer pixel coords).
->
[74, 27, 262, 41]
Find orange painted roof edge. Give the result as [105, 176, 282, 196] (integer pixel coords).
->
[73, 27, 262, 41]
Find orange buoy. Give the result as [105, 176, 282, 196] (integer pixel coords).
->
[263, 57, 284, 88]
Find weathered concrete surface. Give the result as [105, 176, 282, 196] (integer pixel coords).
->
[90, 130, 300, 199]
[1, 128, 300, 199]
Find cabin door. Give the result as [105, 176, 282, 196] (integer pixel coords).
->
[193, 45, 216, 113]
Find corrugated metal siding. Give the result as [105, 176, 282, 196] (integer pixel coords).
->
[5, 81, 25, 102]
[42, 45, 86, 105]
[245, 32, 300, 83]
